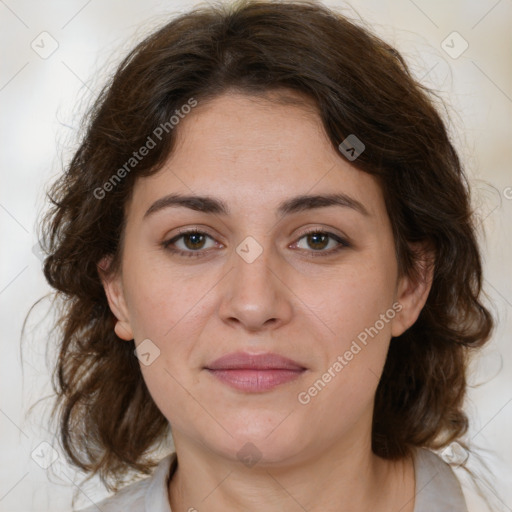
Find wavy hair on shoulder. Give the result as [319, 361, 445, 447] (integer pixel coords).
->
[33, 0, 494, 492]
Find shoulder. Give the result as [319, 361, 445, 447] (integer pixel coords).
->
[76, 453, 176, 512]
[77, 477, 149, 512]
[413, 447, 468, 512]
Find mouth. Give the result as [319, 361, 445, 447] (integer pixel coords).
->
[204, 352, 307, 393]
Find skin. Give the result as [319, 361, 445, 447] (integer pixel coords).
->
[100, 90, 433, 512]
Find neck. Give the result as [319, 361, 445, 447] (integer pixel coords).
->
[168, 432, 416, 512]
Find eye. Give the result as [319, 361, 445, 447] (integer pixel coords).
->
[292, 229, 350, 256]
[162, 229, 219, 258]
[162, 228, 350, 259]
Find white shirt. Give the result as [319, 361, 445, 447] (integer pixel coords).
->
[77, 448, 468, 511]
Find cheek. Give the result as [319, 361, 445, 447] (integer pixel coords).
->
[123, 256, 204, 340]
[295, 287, 396, 440]
[122, 262, 213, 386]
[306, 257, 397, 344]
[137, 361, 209, 445]
[296, 258, 397, 405]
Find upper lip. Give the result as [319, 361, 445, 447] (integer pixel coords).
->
[205, 352, 306, 371]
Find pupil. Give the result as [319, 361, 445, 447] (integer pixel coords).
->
[308, 233, 327, 250]
[185, 233, 204, 249]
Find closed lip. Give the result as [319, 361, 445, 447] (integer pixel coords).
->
[205, 351, 306, 371]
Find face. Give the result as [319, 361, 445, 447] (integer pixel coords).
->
[101, 91, 431, 467]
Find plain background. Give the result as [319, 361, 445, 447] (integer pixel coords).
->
[1, 0, 511, 511]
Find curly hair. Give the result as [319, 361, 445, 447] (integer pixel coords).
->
[36, 0, 493, 491]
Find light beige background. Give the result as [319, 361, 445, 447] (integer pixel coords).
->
[1, 0, 510, 511]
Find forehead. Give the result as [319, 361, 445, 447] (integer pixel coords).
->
[127, 91, 385, 220]
[173, 90, 326, 159]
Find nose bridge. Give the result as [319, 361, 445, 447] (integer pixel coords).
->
[234, 234, 274, 290]
[218, 234, 292, 330]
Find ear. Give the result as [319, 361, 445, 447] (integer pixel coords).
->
[97, 255, 134, 341]
[391, 242, 435, 338]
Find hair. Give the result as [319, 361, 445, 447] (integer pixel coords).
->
[35, 0, 494, 493]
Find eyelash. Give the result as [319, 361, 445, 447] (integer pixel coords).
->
[161, 228, 350, 259]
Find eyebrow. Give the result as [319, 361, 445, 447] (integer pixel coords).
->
[143, 192, 370, 219]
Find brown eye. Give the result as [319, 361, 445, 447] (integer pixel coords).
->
[293, 230, 350, 257]
[182, 232, 207, 250]
[305, 232, 330, 250]
[162, 230, 218, 257]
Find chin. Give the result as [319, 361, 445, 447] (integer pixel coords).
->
[209, 418, 309, 467]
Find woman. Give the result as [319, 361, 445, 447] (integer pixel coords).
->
[38, 0, 494, 510]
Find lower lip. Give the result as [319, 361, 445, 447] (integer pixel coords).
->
[206, 369, 305, 392]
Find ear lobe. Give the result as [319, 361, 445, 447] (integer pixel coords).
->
[390, 243, 435, 338]
[97, 255, 110, 273]
[97, 255, 134, 341]
[114, 320, 134, 341]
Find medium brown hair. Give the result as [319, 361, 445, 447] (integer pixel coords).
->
[35, 0, 493, 491]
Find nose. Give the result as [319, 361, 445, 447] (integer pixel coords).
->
[217, 239, 293, 333]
